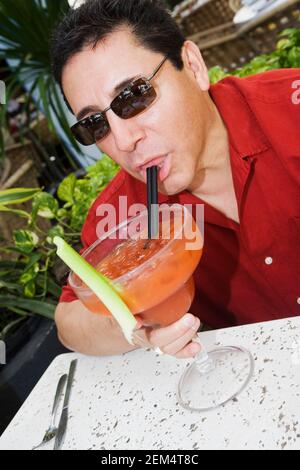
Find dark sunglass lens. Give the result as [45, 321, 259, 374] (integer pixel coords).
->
[111, 79, 157, 119]
[93, 118, 110, 142]
[71, 114, 110, 146]
[71, 123, 95, 146]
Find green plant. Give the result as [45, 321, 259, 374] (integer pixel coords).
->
[209, 28, 300, 84]
[0, 0, 81, 165]
[0, 155, 119, 339]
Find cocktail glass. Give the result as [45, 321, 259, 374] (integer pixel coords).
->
[69, 204, 253, 411]
[69, 204, 201, 327]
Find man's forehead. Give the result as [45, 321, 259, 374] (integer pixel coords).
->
[85, 27, 150, 70]
[62, 29, 161, 114]
[64, 29, 156, 84]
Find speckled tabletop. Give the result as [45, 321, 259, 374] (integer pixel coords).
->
[1, 316, 300, 450]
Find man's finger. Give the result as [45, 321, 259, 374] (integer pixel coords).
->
[174, 341, 202, 359]
[161, 317, 201, 356]
[149, 313, 200, 347]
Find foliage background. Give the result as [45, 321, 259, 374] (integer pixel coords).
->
[0, 156, 119, 338]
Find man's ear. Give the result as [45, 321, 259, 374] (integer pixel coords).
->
[181, 41, 210, 91]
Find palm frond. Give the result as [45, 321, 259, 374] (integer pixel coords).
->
[0, 0, 80, 165]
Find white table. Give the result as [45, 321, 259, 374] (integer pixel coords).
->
[1, 316, 300, 450]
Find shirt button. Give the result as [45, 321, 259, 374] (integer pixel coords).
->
[297, 298, 300, 305]
[265, 257, 273, 265]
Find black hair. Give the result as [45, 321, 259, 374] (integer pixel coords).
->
[51, 0, 185, 98]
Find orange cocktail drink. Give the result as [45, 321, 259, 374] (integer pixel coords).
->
[69, 204, 202, 327]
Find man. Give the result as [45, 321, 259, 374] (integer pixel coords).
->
[51, 0, 300, 358]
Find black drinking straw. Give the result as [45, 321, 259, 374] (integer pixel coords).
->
[147, 166, 159, 239]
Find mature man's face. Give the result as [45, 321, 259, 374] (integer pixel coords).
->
[62, 28, 211, 195]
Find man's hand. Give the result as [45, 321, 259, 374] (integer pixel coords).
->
[134, 313, 201, 359]
[55, 301, 201, 358]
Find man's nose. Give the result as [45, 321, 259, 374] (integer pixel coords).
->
[107, 112, 145, 153]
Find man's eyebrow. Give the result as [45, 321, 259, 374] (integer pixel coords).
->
[77, 105, 101, 121]
[111, 75, 138, 97]
[76, 75, 138, 120]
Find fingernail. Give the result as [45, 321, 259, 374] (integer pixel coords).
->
[182, 314, 195, 328]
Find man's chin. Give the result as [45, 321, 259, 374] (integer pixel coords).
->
[133, 169, 188, 196]
[158, 180, 187, 197]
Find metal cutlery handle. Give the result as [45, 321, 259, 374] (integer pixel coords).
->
[53, 359, 77, 450]
[32, 373, 68, 450]
[50, 374, 68, 426]
[62, 359, 77, 409]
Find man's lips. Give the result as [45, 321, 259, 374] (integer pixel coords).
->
[136, 156, 166, 172]
[136, 155, 171, 183]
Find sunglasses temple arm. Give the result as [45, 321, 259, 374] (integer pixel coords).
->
[148, 56, 168, 81]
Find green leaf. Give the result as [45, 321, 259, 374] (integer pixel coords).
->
[0, 317, 27, 341]
[0, 246, 36, 256]
[36, 274, 62, 298]
[86, 155, 120, 182]
[19, 263, 39, 285]
[0, 280, 23, 294]
[6, 307, 29, 316]
[31, 192, 59, 221]
[37, 75, 55, 133]
[0, 295, 55, 320]
[0, 187, 41, 205]
[0, 204, 31, 219]
[73, 179, 95, 202]
[57, 173, 76, 204]
[0, 260, 24, 270]
[57, 208, 69, 220]
[0, 0, 81, 169]
[70, 199, 93, 232]
[278, 28, 299, 37]
[13, 229, 39, 254]
[287, 47, 300, 67]
[23, 253, 42, 274]
[209, 66, 229, 84]
[46, 225, 65, 245]
[277, 38, 293, 50]
[50, 82, 83, 161]
[24, 280, 36, 299]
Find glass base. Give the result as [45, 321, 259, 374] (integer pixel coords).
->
[177, 346, 254, 412]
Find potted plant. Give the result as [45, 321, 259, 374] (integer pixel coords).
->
[0, 155, 119, 433]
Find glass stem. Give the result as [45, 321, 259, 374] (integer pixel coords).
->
[195, 346, 209, 365]
[193, 337, 215, 373]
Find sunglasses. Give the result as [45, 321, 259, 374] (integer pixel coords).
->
[71, 56, 168, 146]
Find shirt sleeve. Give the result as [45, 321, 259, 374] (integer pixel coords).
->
[58, 283, 79, 303]
[242, 68, 300, 186]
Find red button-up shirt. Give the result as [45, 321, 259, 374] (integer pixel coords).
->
[60, 69, 300, 329]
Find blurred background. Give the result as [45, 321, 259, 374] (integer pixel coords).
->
[0, 0, 299, 433]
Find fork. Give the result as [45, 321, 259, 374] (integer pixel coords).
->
[32, 373, 67, 450]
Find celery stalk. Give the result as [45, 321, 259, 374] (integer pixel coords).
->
[53, 236, 137, 344]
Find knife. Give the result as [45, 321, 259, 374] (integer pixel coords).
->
[53, 359, 77, 450]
